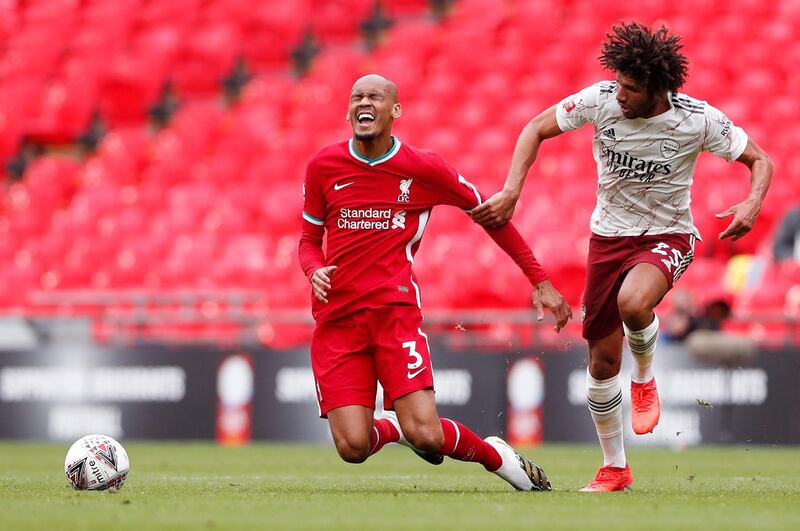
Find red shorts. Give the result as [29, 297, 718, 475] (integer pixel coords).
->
[310, 304, 434, 417]
[582, 233, 695, 340]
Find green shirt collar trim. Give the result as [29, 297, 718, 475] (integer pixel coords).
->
[348, 136, 402, 166]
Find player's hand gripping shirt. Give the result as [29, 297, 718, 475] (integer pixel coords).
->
[555, 81, 749, 238]
[299, 137, 547, 323]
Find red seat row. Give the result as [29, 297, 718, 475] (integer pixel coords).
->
[1, 0, 798, 345]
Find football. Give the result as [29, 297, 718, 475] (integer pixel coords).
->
[64, 434, 130, 491]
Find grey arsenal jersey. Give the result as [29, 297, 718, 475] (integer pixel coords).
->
[555, 81, 748, 239]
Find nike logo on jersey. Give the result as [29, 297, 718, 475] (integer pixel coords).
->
[334, 182, 354, 190]
[407, 366, 427, 379]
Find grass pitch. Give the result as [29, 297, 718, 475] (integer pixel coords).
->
[1, 442, 799, 530]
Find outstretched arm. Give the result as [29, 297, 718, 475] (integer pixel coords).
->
[471, 105, 565, 227]
[716, 139, 773, 241]
[483, 221, 573, 331]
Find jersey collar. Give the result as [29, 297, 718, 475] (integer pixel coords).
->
[637, 92, 675, 122]
[348, 136, 402, 166]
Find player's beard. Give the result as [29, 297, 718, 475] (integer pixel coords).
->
[354, 132, 377, 141]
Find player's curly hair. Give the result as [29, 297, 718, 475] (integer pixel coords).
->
[599, 22, 688, 94]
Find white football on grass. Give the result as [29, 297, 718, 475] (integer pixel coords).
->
[64, 434, 130, 491]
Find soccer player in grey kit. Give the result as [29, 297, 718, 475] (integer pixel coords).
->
[472, 22, 773, 491]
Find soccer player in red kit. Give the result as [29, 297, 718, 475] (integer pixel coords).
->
[298, 74, 572, 491]
[472, 23, 773, 491]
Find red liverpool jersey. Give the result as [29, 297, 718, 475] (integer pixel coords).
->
[299, 137, 546, 324]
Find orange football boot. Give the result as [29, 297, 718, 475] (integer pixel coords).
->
[631, 378, 660, 434]
[579, 464, 633, 492]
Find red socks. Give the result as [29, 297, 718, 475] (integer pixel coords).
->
[440, 418, 502, 471]
[368, 418, 400, 456]
[366, 416, 502, 473]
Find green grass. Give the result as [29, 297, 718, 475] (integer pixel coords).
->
[1, 442, 799, 530]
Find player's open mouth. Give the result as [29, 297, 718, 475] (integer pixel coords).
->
[357, 112, 375, 126]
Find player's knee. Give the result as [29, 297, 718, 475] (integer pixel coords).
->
[617, 288, 652, 324]
[588, 342, 621, 379]
[334, 437, 370, 464]
[403, 421, 444, 454]
[588, 356, 620, 379]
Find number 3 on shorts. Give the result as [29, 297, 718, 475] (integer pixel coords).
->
[403, 341, 422, 369]
[403, 340, 427, 379]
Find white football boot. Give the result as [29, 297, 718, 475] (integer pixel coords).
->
[381, 410, 444, 465]
[484, 436, 551, 491]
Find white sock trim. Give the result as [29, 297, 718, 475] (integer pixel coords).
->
[586, 371, 626, 467]
[626, 314, 659, 383]
[624, 314, 659, 355]
[586, 372, 623, 418]
[380, 411, 407, 446]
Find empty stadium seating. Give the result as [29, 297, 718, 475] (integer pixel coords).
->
[0, 0, 797, 344]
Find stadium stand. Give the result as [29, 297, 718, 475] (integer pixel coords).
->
[0, 0, 797, 345]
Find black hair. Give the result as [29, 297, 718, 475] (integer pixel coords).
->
[599, 22, 689, 93]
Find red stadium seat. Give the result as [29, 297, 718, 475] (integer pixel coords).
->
[26, 76, 96, 143]
[0, 1, 18, 49]
[1, 31, 63, 86]
[22, 156, 80, 210]
[22, 0, 79, 18]
[168, 101, 227, 155]
[240, 0, 309, 70]
[138, 0, 199, 27]
[171, 21, 242, 97]
[384, 0, 430, 17]
[310, 0, 373, 44]
[0, 105, 24, 165]
[99, 50, 168, 125]
[90, 127, 152, 185]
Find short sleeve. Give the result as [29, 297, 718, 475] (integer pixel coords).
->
[702, 104, 748, 162]
[426, 154, 483, 211]
[555, 83, 602, 132]
[301, 158, 326, 226]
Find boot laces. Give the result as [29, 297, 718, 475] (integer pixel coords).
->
[632, 384, 655, 412]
